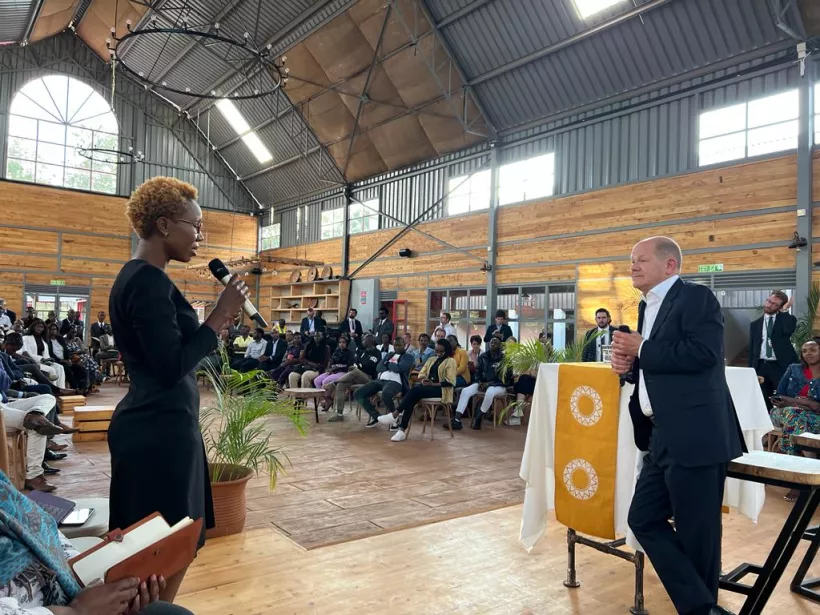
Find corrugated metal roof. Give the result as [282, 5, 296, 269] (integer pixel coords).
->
[243, 150, 344, 205]
[0, 0, 37, 43]
[431, 0, 793, 130]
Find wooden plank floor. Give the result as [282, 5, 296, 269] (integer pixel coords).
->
[47, 386, 819, 613]
[49, 385, 526, 549]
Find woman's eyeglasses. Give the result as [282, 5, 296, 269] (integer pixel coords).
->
[176, 218, 204, 234]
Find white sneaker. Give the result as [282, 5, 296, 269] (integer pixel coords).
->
[377, 413, 397, 427]
[390, 429, 407, 442]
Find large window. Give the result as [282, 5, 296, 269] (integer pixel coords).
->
[429, 288, 487, 347]
[261, 222, 281, 250]
[499, 153, 555, 205]
[572, 0, 625, 19]
[320, 208, 344, 239]
[349, 199, 379, 234]
[447, 169, 490, 215]
[496, 284, 576, 349]
[698, 89, 799, 166]
[6, 75, 119, 194]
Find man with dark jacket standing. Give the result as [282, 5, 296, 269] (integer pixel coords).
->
[612, 236, 744, 615]
[582, 308, 616, 362]
[748, 290, 797, 408]
[339, 308, 364, 347]
[483, 310, 513, 349]
[372, 306, 394, 341]
[353, 336, 414, 428]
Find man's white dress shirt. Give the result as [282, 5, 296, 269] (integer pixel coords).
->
[637, 275, 680, 417]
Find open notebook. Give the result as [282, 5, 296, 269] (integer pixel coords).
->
[70, 513, 202, 586]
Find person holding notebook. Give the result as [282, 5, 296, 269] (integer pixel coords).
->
[107, 177, 247, 603]
[0, 470, 194, 615]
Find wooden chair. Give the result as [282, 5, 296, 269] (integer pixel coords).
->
[415, 398, 453, 441]
[1, 412, 26, 490]
[470, 390, 514, 429]
[112, 361, 127, 385]
[766, 428, 784, 453]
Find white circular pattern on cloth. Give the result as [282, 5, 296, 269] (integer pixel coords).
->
[569, 385, 603, 426]
[562, 459, 599, 500]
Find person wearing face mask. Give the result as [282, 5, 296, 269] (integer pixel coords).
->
[353, 336, 414, 428]
[378, 339, 457, 442]
[107, 177, 247, 602]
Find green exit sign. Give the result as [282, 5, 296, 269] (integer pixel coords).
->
[697, 264, 724, 273]
[50, 279, 66, 286]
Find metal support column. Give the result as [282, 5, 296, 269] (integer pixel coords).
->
[486, 143, 499, 325]
[795, 56, 814, 319]
[342, 184, 352, 280]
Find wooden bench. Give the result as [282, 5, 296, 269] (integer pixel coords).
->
[57, 395, 87, 416]
[73, 406, 115, 442]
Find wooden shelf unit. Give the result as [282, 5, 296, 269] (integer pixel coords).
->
[270, 278, 350, 327]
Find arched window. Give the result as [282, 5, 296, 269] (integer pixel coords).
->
[5, 75, 119, 194]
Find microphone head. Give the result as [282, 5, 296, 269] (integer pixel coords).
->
[208, 258, 230, 280]
[617, 325, 631, 333]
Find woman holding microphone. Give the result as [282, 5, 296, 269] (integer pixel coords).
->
[108, 177, 248, 602]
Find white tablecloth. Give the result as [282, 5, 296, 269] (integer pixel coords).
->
[519, 364, 772, 552]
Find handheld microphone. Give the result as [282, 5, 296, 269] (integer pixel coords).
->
[617, 325, 631, 334]
[208, 258, 268, 328]
[615, 325, 634, 385]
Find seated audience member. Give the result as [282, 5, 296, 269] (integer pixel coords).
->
[47, 323, 87, 392]
[3, 333, 72, 396]
[58, 309, 83, 340]
[269, 333, 303, 386]
[353, 336, 414, 427]
[198, 327, 231, 373]
[447, 335, 470, 388]
[484, 309, 514, 348]
[21, 307, 36, 331]
[403, 331, 416, 354]
[0, 300, 12, 331]
[232, 327, 267, 372]
[0, 359, 63, 491]
[771, 339, 820, 500]
[45, 310, 58, 328]
[378, 338, 457, 442]
[329, 334, 381, 417]
[288, 331, 330, 389]
[257, 329, 287, 372]
[467, 335, 482, 381]
[0, 470, 195, 615]
[232, 325, 252, 356]
[22, 319, 67, 389]
[314, 337, 353, 412]
[300, 307, 326, 336]
[377, 333, 394, 359]
[65, 327, 103, 392]
[12, 320, 24, 334]
[450, 337, 511, 430]
[415, 333, 434, 367]
[429, 327, 446, 349]
[273, 318, 287, 335]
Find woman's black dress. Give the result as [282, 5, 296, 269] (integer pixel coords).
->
[108, 260, 217, 547]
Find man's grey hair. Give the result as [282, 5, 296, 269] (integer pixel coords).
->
[646, 236, 683, 271]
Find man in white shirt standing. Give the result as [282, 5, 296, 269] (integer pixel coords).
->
[611, 236, 744, 615]
[748, 291, 797, 409]
[581, 308, 615, 362]
[438, 312, 457, 338]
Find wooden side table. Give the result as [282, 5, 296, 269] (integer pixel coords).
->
[720, 451, 820, 614]
[281, 388, 324, 423]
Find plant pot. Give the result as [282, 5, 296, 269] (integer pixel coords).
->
[206, 463, 253, 539]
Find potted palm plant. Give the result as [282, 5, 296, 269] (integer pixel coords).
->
[199, 347, 307, 538]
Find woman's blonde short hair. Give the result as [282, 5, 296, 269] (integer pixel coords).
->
[126, 176, 198, 239]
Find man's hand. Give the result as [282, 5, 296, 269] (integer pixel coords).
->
[612, 331, 643, 360]
[126, 575, 166, 615]
[610, 353, 633, 375]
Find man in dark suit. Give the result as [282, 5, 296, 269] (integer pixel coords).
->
[582, 308, 616, 362]
[483, 309, 514, 349]
[258, 330, 287, 371]
[612, 236, 744, 615]
[59, 309, 84, 339]
[372, 307, 394, 341]
[299, 307, 326, 336]
[748, 290, 797, 408]
[339, 308, 363, 345]
[90, 311, 113, 351]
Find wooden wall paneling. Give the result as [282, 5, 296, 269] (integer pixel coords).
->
[495, 266, 577, 285]
[0, 254, 59, 271]
[60, 234, 130, 260]
[680, 248, 794, 272]
[60, 258, 127, 276]
[201, 210, 257, 251]
[352, 250, 485, 279]
[25, 274, 91, 286]
[812, 151, 820, 203]
[0, 181, 131, 234]
[0, 228, 60, 254]
[496, 211, 796, 268]
[397, 275, 428, 290]
[427, 272, 487, 288]
[261, 238, 343, 266]
[497, 155, 798, 243]
[395, 289, 428, 338]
